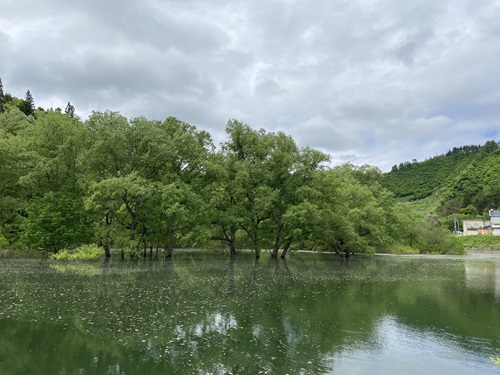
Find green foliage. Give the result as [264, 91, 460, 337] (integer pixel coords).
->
[0, 232, 8, 249]
[412, 215, 464, 254]
[462, 235, 500, 250]
[383, 145, 483, 200]
[441, 235, 465, 255]
[64, 101, 75, 118]
[491, 357, 500, 366]
[51, 244, 103, 261]
[384, 141, 500, 221]
[0, 89, 466, 256]
[22, 192, 92, 252]
[0, 78, 4, 113]
[20, 90, 35, 117]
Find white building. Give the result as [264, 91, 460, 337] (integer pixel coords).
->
[462, 219, 490, 236]
[462, 209, 500, 236]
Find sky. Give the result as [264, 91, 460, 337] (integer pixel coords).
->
[1, 0, 500, 171]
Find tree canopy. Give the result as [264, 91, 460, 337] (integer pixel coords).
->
[0, 79, 463, 257]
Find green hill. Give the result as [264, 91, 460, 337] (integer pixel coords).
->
[381, 141, 500, 218]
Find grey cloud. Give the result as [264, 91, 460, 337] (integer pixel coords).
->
[2, 0, 500, 171]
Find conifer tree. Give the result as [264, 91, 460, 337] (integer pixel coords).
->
[0, 78, 4, 113]
[20, 90, 35, 116]
[65, 101, 75, 118]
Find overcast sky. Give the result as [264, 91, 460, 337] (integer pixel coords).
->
[2, 0, 500, 171]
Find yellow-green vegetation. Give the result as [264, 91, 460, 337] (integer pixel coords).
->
[491, 357, 500, 366]
[50, 262, 103, 276]
[0, 233, 8, 249]
[383, 236, 464, 255]
[462, 236, 500, 250]
[51, 244, 103, 261]
[398, 192, 442, 215]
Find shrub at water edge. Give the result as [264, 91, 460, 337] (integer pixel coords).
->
[51, 244, 103, 261]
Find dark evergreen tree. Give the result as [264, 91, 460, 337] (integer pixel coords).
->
[20, 90, 35, 116]
[0, 78, 4, 113]
[65, 101, 75, 118]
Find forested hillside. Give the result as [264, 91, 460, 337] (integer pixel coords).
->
[0, 79, 463, 257]
[382, 140, 500, 220]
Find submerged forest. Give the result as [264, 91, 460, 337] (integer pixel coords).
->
[0, 81, 464, 258]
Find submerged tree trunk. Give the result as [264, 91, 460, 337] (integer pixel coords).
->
[229, 242, 236, 256]
[281, 257, 290, 271]
[104, 244, 111, 258]
[164, 225, 175, 259]
[165, 245, 174, 259]
[272, 222, 284, 258]
[280, 237, 293, 259]
[228, 225, 237, 256]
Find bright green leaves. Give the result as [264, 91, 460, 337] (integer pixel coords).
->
[0, 110, 90, 250]
[23, 192, 92, 252]
[86, 173, 152, 255]
[0, 103, 460, 256]
[82, 113, 214, 256]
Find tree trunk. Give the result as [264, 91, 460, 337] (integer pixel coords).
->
[272, 222, 283, 258]
[281, 257, 290, 271]
[104, 244, 111, 258]
[280, 237, 293, 259]
[229, 225, 237, 256]
[229, 242, 236, 256]
[165, 245, 174, 259]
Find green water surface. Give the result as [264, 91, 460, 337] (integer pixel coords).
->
[0, 252, 499, 375]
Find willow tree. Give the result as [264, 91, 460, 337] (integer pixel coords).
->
[210, 120, 276, 257]
[266, 144, 329, 258]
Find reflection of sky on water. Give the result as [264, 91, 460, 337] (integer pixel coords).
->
[176, 312, 238, 337]
[497, 266, 500, 302]
[327, 315, 499, 375]
[1, 256, 500, 375]
[465, 262, 500, 301]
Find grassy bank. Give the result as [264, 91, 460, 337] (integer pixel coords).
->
[462, 236, 500, 250]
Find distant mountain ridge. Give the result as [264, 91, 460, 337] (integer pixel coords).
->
[381, 140, 500, 217]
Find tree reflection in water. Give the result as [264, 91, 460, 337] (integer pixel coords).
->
[0, 253, 499, 374]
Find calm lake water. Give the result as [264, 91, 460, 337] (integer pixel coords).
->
[0, 252, 499, 375]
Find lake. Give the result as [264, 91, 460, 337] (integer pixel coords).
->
[0, 252, 499, 375]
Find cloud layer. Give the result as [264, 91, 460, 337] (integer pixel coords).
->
[2, 0, 500, 170]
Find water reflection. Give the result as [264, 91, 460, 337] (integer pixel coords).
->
[0, 254, 499, 375]
[465, 262, 500, 302]
[330, 315, 495, 375]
